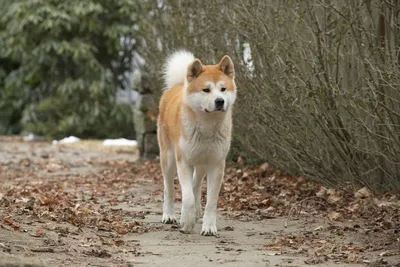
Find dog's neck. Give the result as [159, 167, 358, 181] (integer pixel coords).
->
[182, 104, 231, 137]
[198, 109, 230, 127]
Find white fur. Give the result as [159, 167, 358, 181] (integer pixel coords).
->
[163, 50, 195, 89]
[179, 111, 231, 166]
[177, 108, 232, 235]
[176, 159, 196, 232]
[161, 149, 177, 224]
[186, 81, 236, 113]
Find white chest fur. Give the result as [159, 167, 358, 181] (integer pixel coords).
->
[179, 111, 231, 167]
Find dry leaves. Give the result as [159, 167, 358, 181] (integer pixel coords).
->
[0, 159, 161, 236]
[1, 139, 399, 265]
[265, 231, 366, 264]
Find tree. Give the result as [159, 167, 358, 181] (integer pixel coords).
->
[0, 0, 137, 138]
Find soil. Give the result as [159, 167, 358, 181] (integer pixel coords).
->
[0, 136, 399, 267]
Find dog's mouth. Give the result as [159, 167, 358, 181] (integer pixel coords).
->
[205, 108, 225, 113]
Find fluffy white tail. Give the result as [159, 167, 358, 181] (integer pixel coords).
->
[163, 50, 195, 89]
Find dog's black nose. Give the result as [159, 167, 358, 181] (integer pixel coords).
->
[215, 98, 224, 108]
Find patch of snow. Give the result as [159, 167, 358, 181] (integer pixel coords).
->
[157, 37, 163, 51]
[103, 138, 137, 147]
[130, 69, 142, 89]
[224, 32, 231, 47]
[243, 42, 254, 73]
[133, 52, 146, 66]
[189, 19, 194, 34]
[23, 133, 44, 142]
[52, 136, 80, 145]
[116, 89, 140, 105]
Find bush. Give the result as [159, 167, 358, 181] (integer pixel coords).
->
[0, 0, 137, 139]
[136, 0, 400, 194]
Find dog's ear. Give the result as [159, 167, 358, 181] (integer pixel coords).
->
[218, 55, 234, 78]
[187, 59, 203, 83]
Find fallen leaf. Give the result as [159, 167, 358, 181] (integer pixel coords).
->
[327, 189, 342, 202]
[327, 211, 341, 221]
[45, 163, 64, 172]
[259, 162, 269, 172]
[3, 218, 20, 231]
[237, 155, 244, 165]
[355, 187, 371, 199]
[31, 228, 46, 237]
[316, 187, 327, 198]
[115, 227, 128, 235]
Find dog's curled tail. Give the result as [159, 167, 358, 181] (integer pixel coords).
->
[163, 50, 195, 90]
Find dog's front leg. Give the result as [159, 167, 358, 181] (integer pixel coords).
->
[201, 162, 225, 236]
[193, 166, 207, 220]
[176, 158, 195, 233]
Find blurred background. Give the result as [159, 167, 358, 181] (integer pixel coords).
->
[1, 0, 400, 194]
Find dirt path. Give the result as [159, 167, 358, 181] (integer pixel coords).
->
[0, 137, 399, 266]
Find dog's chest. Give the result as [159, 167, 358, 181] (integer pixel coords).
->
[180, 122, 230, 166]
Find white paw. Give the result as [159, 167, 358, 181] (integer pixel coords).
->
[162, 213, 177, 224]
[180, 207, 196, 233]
[201, 212, 218, 236]
[201, 223, 218, 236]
[180, 211, 196, 233]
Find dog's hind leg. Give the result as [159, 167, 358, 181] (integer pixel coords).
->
[161, 148, 177, 224]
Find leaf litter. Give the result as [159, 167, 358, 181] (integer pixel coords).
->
[0, 136, 399, 266]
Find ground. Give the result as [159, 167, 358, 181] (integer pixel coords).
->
[0, 136, 399, 267]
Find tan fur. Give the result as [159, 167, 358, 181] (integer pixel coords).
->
[158, 85, 184, 148]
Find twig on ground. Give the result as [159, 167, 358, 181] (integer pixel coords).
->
[285, 196, 333, 228]
[31, 247, 55, 253]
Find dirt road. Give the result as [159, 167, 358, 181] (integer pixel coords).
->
[0, 137, 399, 266]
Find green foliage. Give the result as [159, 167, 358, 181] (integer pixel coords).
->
[0, 0, 137, 139]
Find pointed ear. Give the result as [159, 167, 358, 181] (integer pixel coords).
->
[187, 59, 203, 83]
[219, 55, 234, 78]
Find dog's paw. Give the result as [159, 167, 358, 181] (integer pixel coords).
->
[201, 224, 218, 236]
[162, 213, 177, 224]
[201, 213, 218, 236]
[180, 210, 196, 234]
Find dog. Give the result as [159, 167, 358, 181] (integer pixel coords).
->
[157, 50, 236, 236]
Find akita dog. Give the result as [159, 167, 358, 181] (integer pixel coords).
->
[157, 50, 236, 236]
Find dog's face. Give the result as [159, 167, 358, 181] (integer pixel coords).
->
[185, 56, 236, 114]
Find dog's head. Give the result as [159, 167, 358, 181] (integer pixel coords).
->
[184, 55, 236, 114]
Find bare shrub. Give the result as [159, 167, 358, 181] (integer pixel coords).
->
[136, 0, 400, 194]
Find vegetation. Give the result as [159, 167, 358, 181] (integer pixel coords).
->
[136, 0, 400, 194]
[0, 0, 137, 138]
[1, 0, 399, 194]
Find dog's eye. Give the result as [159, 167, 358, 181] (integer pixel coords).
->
[221, 87, 226, 92]
[202, 88, 210, 93]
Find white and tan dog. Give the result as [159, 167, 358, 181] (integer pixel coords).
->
[157, 50, 236, 236]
